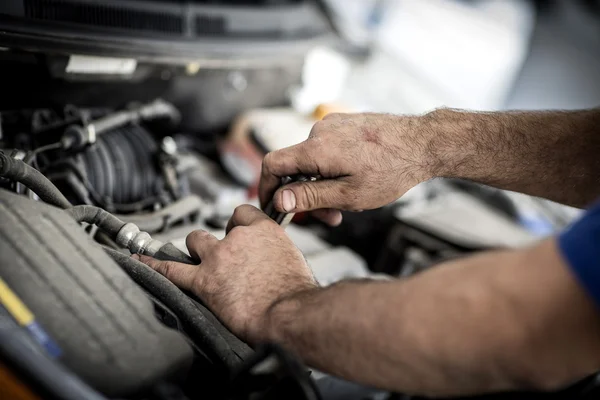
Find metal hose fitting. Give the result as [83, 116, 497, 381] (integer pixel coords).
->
[115, 223, 164, 256]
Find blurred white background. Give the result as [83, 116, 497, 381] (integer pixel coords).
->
[296, 0, 600, 114]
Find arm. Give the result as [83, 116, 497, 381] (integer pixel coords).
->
[422, 108, 600, 207]
[265, 239, 600, 397]
[260, 108, 600, 226]
[137, 206, 600, 397]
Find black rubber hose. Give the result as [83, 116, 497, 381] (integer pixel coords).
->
[104, 248, 245, 371]
[66, 205, 125, 237]
[0, 316, 107, 400]
[0, 152, 71, 209]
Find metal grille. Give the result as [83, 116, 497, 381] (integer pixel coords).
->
[25, 0, 184, 35]
[195, 14, 226, 36]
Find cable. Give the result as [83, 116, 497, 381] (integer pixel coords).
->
[104, 248, 246, 371]
[88, 99, 180, 137]
[66, 204, 194, 263]
[0, 151, 71, 209]
[66, 205, 126, 237]
[23, 142, 62, 165]
[62, 99, 180, 149]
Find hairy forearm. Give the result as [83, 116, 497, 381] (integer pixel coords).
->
[417, 108, 600, 207]
[264, 240, 600, 397]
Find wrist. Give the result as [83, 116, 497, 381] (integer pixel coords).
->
[262, 287, 319, 344]
[381, 113, 437, 187]
[416, 108, 477, 180]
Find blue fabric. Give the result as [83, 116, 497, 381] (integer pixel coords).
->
[559, 201, 600, 306]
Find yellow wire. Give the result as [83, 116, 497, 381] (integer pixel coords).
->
[0, 277, 34, 326]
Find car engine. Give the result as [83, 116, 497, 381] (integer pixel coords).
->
[0, 98, 325, 399]
[0, 1, 599, 399]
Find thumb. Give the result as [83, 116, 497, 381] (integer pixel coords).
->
[275, 180, 351, 212]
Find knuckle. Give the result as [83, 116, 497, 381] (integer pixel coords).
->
[295, 143, 316, 165]
[187, 229, 207, 242]
[298, 184, 320, 209]
[309, 121, 329, 138]
[186, 229, 209, 247]
[262, 151, 273, 169]
[232, 204, 248, 219]
[322, 112, 341, 120]
[235, 204, 254, 214]
[308, 123, 320, 138]
[232, 206, 242, 218]
[262, 151, 275, 170]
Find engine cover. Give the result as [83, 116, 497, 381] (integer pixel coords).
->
[0, 189, 193, 397]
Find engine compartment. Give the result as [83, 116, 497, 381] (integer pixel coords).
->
[0, 2, 598, 395]
[0, 98, 327, 400]
[0, 96, 599, 400]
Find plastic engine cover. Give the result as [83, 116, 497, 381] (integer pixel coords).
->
[0, 189, 193, 397]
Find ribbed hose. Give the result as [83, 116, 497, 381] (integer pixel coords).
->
[79, 124, 163, 208]
[0, 152, 71, 209]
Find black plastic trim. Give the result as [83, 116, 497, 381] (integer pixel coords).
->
[0, 15, 332, 64]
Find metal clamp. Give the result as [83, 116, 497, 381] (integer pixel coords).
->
[115, 222, 164, 256]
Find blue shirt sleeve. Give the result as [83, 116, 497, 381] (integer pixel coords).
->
[558, 201, 600, 306]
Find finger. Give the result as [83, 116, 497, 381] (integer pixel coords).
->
[273, 179, 352, 213]
[310, 208, 343, 227]
[227, 204, 270, 233]
[185, 230, 219, 260]
[259, 142, 320, 209]
[137, 255, 199, 291]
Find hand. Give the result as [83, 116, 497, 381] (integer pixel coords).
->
[136, 204, 318, 344]
[259, 112, 430, 226]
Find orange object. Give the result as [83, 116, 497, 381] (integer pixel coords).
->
[0, 361, 41, 400]
[312, 104, 349, 120]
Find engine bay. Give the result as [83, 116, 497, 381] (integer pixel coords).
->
[0, 1, 599, 398]
[0, 97, 598, 400]
[0, 100, 320, 399]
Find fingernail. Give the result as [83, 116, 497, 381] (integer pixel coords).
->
[282, 190, 296, 212]
[131, 254, 140, 261]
